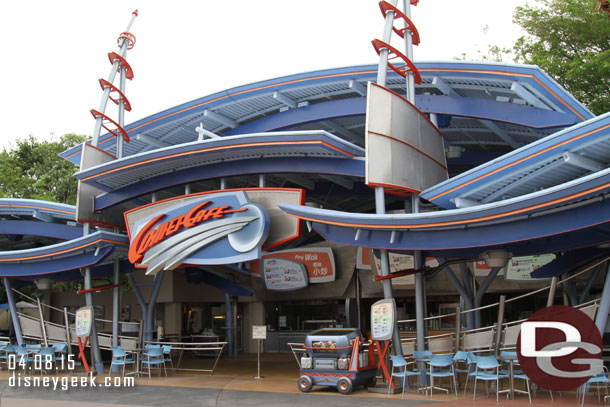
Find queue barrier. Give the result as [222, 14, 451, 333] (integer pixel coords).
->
[144, 340, 226, 375]
[17, 312, 139, 352]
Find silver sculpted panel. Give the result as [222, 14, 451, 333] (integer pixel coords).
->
[365, 82, 448, 193]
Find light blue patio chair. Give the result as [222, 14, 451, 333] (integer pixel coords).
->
[388, 354, 419, 397]
[162, 345, 173, 369]
[461, 351, 477, 396]
[472, 355, 509, 402]
[579, 366, 610, 406]
[39, 347, 56, 375]
[141, 346, 166, 379]
[428, 353, 458, 397]
[109, 346, 136, 378]
[52, 343, 69, 372]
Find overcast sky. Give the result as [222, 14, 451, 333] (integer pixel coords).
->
[0, 0, 531, 150]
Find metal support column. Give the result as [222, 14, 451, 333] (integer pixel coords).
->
[460, 263, 475, 330]
[547, 276, 558, 307]
[412, 197, 425, 354]
[145, 270, 165, 342]
[225, 293, 234, 357]
[84, 266, 104, 373]
[112, 258, 120, 348]
[444, 265, 475, 330]
[91, 11, 137, 147]
[595, 262, 610, 335]
[127, 272, 148, 344]
[4, 278, 23, 345]
[474, 267, 500, 329]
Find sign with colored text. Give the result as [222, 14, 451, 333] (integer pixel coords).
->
[505, 254, 555, 281]
[371, 298, 396, 341]
[75, 306, 93, 339]
[251, 247, 336, 285]
[125, 191, 269, 275]
[262, 258, 308, 291]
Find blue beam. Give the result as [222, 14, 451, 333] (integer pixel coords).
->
[225, 96, 578, 136]
[306, 198, 610, 258]
[0, 247, 113, 277]
[95, 156, 364, 210]
[0, 220, 82, 240]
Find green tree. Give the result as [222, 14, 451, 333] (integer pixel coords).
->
[512, 0, 610, 115]
[0, 134, 86, 205]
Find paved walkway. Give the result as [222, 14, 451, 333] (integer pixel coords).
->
[0, 353, 592, 406]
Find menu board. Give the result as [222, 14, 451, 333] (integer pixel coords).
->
[252, 248, 336, 283]
[75, 306, 93, 338]
[262, 258, 308, 291]
[252, 325, 267, 340]
[371, 298, 396, 341]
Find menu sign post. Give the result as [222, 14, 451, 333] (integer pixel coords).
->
[252, 325, 267, 379]
[370, 299, 396, 387]
[371, 298, 396, 341]
[75, 306, 93, 373]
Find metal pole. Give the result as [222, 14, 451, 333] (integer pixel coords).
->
[474, 267, 501, 329]
[112, 258, 120, 348]
[376, 0, 397, 87]
[595, 263, 610, 335]
[145, 270, 165, 342]
[454, 305, 461, 351]
[37, 297, 48, 347]
[356, 271, 361, 332]
[402, 0, 415, 103]
[4, 278, 23, 345]
[258, 175, 265, 188]
[494, 295, 506, 357]
[117, 65, 126, 159]
[64, 307, 72, 349]
[225, 293, 234, 357]
[84, 266, 104, 373]
[127, 272, 147, 341]
[547, 276, 558, 307]
[92, 11, 137, 146]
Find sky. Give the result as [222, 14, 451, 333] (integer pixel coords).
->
[0, 0, 532, 150]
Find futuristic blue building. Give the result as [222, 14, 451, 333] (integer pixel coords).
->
[2, 5, 609, 377]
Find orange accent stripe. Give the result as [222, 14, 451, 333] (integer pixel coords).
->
[0, 238, 127, 262]
[289, 180, 610, 230]
[429, 122, 610, 201]
[368, 130, 447, 170]
[83, 140, 355, 182]
[0, 204, 74, 216]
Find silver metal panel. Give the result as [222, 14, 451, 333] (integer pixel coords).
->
[76, 143, 120, 224]
[365, 82, 448, 193]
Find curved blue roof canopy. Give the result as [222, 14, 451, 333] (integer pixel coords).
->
[421, 112, 610, 209]
[279, 166, 610, 258]
[0, 230, 129, 279]
[73, 131, 365, 210]
[61, 62, 592, 165]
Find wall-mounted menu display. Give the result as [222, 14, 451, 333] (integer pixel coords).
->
[262, 258, 308, 291]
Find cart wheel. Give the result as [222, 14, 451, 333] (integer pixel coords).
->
[298, 375, 313, 393]
[337, 377, 353, 394]
[364, 376, 377, 388]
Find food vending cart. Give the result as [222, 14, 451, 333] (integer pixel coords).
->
[297, 328, 377, 394]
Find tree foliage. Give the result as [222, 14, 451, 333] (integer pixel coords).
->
[0, 134, 86, 205]
[512, 0, 610, 115]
